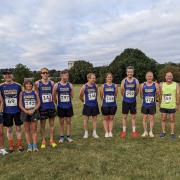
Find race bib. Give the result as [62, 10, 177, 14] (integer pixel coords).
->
[105, 95, 115, 103]
[42, 94, 52, 103]
[5, 97, 17, 107]
[60, 95, 70, 102]
[88, 92, 96, 101]
[125, 90, 135, 98]
[163, 94, 172, 103]
[24, 99, 36, 109]
[145, 96, 155, 104]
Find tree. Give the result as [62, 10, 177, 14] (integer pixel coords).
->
[109, 48, 159, 83]
[13, 64, 32, 84]
[69, 61, 93, 84]
[93, 66, 109, 84]
[158, 64, 180, 82]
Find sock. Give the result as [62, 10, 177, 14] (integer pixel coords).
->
[123, 126, 126, 132]
[93, 129, 96, 134]
[132, 126, 136, 132]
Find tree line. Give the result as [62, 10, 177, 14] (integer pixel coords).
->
[0, 48, 179, 84]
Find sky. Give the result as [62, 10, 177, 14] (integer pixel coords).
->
[0, 0, 180, 70]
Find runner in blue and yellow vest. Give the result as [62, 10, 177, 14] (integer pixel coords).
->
[0, 69, 23, 152]
[19, 79, 40, 152]
[53, 70, 74, 143]
[159, 72, 179, 139]
[100, 73, 118, 138]
[120, 66, 139, 139]
[140, 72, 159, 138]
[35, 68, 57, 149]
[79, 73, 99, 139]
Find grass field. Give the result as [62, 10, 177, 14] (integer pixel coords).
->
[0, 85, 180, 180]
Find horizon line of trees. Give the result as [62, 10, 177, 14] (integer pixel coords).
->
[0, 48, 179, 84]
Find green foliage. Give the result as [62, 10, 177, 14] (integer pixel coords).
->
[93, 66, 109, 84]
[13, 64, 32, 84]
[69, 60, 93, 84]
[0, 74, 3, 83]
[109, 48, 159, 83]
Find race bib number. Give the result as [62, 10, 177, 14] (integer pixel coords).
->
[145, 96, 155, 104]
[5, 97, 17, 107]
[88, 92, 96, 101]
[105, 95, 115, 103]
[42, 94, 52, 103]
[60, 95, 70, 102]
[125, 90, 135, 98]
[24, 100, 36, 109]
[163, 94, 172, 103]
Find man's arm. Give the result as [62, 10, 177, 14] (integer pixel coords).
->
[52, 83, 58, 104]
[139, 83, 143, 99]
[70, 83, 74, 99]
[79, 85, 85, 102]
[0, 94, 3, 112]
[34, 81, 39, 92]
[155, 82, 160, 102]
[135, 79, 139, 96]
[100, 84, 104, 100]
[120, 79, 125, 96]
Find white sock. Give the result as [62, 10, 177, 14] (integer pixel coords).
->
[123, 126, 126, 132]
[85, 130, 88, 134]
[132, 126, 136, 132]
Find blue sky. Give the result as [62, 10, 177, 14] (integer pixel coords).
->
[0, 0, 180, 70]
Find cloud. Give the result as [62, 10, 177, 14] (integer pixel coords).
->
[0, 0, 179, 70]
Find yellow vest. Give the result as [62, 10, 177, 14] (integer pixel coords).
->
[160, 82, 176, 109]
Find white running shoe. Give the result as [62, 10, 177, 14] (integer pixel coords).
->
[141, 131, 148, 137]
[67, 137, 74, 143]
[92, 131, 99, 138]
[0, 149, 8, 155]
[109, 132, 113, 137]
[105, 132, 109, 138]
[149, 131, 154, 138]
[83, 131, 89, 139]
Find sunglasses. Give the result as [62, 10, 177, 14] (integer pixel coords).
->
[41, 72, 48, 75]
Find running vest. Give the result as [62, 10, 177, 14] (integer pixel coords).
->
[102, 83, 117, 107]
[22, 91, 37, 110]
[57, 82, 72, 109]
[142, 82, 156, 107]
[160, 82, 176, 109]
[123, 78, 137, 103]
[38, 80, 55, 110]
[84, 83, 98, 107]
[0, 82, 21, 113]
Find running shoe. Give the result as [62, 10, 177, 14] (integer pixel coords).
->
[105, 132, 109, 138]
[108, 132, 113, 137]
[59, 136, 65, 143]
[50, 141, 57, 148]
[132, 131, 139, 138]
[160, 132, 166, 138]
[149, 131, 155, 138]
[67, 136, 74, 143]
[120, 131, 127, 138]
[27, 144, 33, 152]
[141, 131, 148, 137]
[171, 133, 176, 140]
[33, 144, 39, 152]
[0, 149, 8, 155]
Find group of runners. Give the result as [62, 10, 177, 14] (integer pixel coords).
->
[0, 66, 179, 155]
